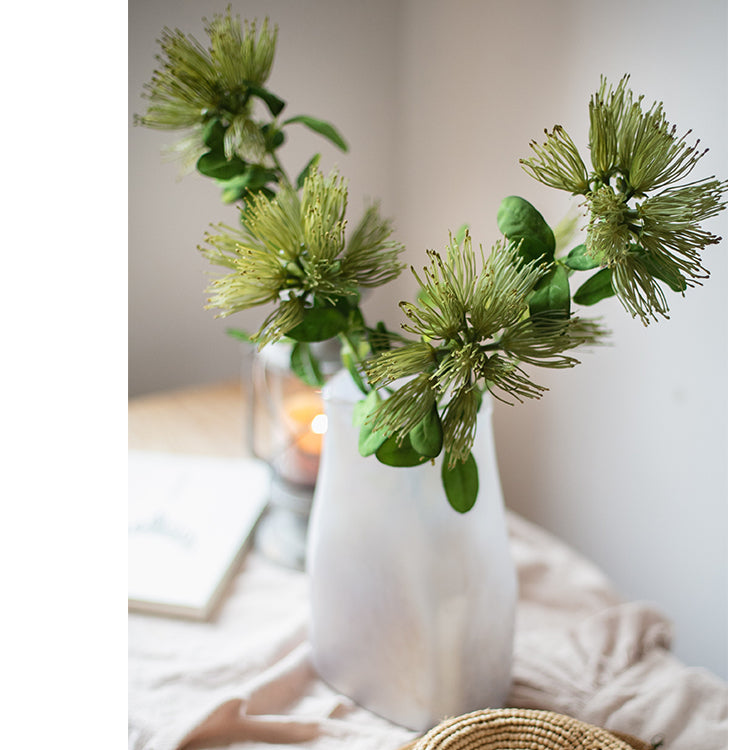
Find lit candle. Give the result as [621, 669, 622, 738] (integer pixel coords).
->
[276, 391, 328, 486]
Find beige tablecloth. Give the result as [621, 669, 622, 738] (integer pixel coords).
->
[128, 510, 727, 750]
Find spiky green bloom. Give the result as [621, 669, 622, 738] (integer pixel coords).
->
[522, 75, 726, 325]
[371, 235, 599, 395]
[400, 235, 545, 343]
[201, 168, 404, 346]
[135, 10, 277, 168]
[480, 354, 548, 405]
[432, 342, 486, 396]
[594, 76, 708, 196]
[366, 342, 438, 388]
[609, 254, 670, 321]
[637, 179, 726, 280]
[364, 234, 604, 461]
[586, 185, 634, 259]
[521, 126, 591, 195]
[441, 388, 480, 468]
[499, 316, 604, 370]
[368, 373, 437, 443]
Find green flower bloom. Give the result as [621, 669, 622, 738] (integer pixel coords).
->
[480, 354, 548, 405]
[432, 342, 486, 396]
[499, 316, 603, 370]
[591, 75, 708, 196]
[400, 235, 546, 343]
[363, 234, 604, 464]
[521, 126, 590, 195]
[637, 179, 726, 281]
[366, 342, 438, 388]
[583, 178, 726, 324]
[135, 10, 277, 168]
[442, 388, 480, 468]
[609, 254, 670, 322]
[201, 168, 404, 346]
[523, 75, 727, 325]
[368, 373, 437, 444]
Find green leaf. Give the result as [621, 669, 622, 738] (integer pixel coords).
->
[376, 433, 431, 467]
[348, 303, 365, 331]
[290, 342, 325, 388]
[202, 117, 226, 151]
[216, 165, 280, 203]
[243, 186, 276, 202]
[220, 181, 274, 203]
[261, 123, 285, 151]
[341, 347, 368, 395]
[409, 402, 443, 459]
[296, 154, 322, 190]
[283, 115, 349, 152]
[353, 389, 380, 427]
[340, 332, 370, 396]
[197, 150, 247, 180]
[562, 243, 603, 271]
[359, 420, 389, 456]
[219, 175, 252, 203]
[244, 164, 280, 189]
[286, 305, 348, 342]
[455, 223, 469, 246]
[528, 263, 571, 318]
[226, 328, 254, 343]
[246, 85, 286, 117]
[355, 395, 392, 457]
[367, 321, 391, 355]
[573, 267, 616, 306]
[441, 453, 479, 513]
[497, 196, 556, 265]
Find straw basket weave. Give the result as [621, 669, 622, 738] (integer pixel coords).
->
[401, 708, 656, 750]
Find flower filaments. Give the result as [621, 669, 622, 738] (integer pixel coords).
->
[480, 354, 547, 405]
[364, 235, 602, 468]
[441, 388, 480, 468]
[200, 168, 404, 346]
[589, 75, 712, 196]
[523, 126, 591, 195]
[366, 342, 438, 388]
[399, 234, 543, 343]
[135, 10, 277, 168]
[586, 186, 633, 260]
[637, 180, 726, 282]
[367, 373, 437, 445]
[609, 255, 670, 321]
[521, 75, 727, 325]
[498, 316, 604, 370]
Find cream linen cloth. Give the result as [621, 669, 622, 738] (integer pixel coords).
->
[128, 511, 727, 750]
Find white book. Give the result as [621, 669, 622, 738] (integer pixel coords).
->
[128, 451, 270, 621]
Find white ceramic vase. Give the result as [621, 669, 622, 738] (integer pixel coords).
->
[306, 371, 518, 732]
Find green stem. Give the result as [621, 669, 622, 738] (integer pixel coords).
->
[337, 330, 370, 395]
[270, 149, 292, 190]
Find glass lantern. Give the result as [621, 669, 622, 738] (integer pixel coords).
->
[243, 339, 340, 569]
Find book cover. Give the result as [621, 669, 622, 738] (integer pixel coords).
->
[128, 451, 270, 620]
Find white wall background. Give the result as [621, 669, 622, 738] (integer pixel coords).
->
[129, 0, 728, 679]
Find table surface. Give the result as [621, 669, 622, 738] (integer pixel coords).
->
[129, 380, 247, 457]
[128, 381, 728, 750]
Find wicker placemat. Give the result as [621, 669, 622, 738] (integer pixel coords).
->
[400, 708, 656, 750]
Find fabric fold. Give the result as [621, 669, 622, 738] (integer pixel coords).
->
[129, 512, 726, 750]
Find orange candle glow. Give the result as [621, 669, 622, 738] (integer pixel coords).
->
[277, 391, 328, 485]
[283, 391, 327, 455]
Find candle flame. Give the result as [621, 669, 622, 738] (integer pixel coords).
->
[311, 414, 328, 435]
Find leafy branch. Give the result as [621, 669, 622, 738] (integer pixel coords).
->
[134, 8, 348, 203]
[137, 13, 727, 514]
